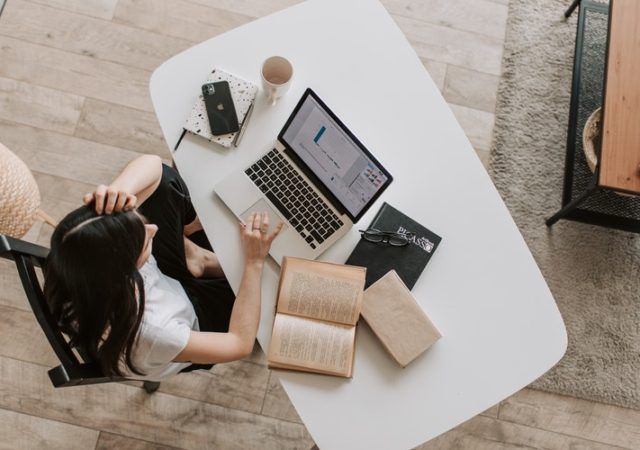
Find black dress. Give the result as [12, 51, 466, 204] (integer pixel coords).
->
[137, 164, 236, 335]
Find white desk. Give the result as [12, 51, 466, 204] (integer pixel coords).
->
[150, 0, 567, 448]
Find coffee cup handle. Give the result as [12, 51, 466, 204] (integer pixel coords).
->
[268, 90, 277, 106]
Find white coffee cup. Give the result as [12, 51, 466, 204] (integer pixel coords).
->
[261, 56, 293, 106]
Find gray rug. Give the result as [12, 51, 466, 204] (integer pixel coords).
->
[489, 0, 640, 410]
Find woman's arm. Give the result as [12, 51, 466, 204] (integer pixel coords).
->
[83, 155, 163, 214]
[175, 212, 284, 363]
[175, 260, 264, 363]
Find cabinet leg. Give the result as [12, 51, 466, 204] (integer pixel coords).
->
[546, 184, 597, 227]
[564, 0, 582, 19]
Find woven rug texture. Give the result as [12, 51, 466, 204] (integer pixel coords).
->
[488, 0, 640, 410]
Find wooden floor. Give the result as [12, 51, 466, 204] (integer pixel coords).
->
[1, 0, 639, 449]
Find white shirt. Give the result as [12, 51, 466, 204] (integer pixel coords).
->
[122, 255, 198, 380]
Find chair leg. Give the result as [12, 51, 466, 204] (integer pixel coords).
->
[143, 381, 160, 393]
[36, 209, 58, 228]
[564, 0, 581, 19]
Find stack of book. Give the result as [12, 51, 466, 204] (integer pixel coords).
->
[268, 256, 441, 377]
[268, 204, 443, 377]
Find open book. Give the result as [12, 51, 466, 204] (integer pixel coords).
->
[267, 257, 366, 377]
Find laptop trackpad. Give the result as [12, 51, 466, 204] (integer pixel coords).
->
[240, 199, 288, 235]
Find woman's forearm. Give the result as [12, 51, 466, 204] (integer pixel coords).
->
[227, 261, 264, 354]
[110, 155, 163, 201]
[174, 261, 264, 364]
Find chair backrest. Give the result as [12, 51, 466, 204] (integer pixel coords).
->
[0, 234, 120, 387]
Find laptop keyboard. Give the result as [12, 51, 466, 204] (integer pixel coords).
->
[244, 149, 344, 249]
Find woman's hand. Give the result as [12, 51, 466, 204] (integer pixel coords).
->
[239, 212, 284, 266]
[81, 155, 162, 215]
[83, 185, 137, 215]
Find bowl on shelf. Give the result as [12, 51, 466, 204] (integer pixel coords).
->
[582, 107, 600, 173]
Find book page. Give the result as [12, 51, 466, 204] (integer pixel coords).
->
[277, 258, 365, 325]
[268, 314, 355, 376]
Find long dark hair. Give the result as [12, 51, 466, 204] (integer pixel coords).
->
[44, 203, 147, 376]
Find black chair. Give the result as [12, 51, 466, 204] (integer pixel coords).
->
[0, 234, 188, 393]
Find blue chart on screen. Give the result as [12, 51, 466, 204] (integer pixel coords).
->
[314, 126, 326, 143]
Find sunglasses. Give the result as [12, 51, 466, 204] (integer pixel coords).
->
[358, 228, 415, 247]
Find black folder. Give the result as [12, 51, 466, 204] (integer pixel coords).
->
[345, 202, 442, 290]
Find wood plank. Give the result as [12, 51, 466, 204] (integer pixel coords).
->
[416, 414, 633, 450]
[20, 220, 45, 245]
[157, 360, 270, 415]
[113, 0, 252, 43]
[33, 199, 78, 246]
[33, 166, 172, 216]
[0, 356, 314, 450]
[499, 388, 640, 450]
[448, 103, 495, 152]
[0, 120, 146, 186]
[31, 172, 94, 247]
[598, 0, 640, 194]
[74, 99, 167, 156]
[0, 407, 99, 450]
[394, 15, 504, 76]
[422, 59, 447, 91]
[0, 0, 191, 71]
[0, 36, 154, 112]
[184, 0, 300, 19]
[0, 259, 34, 311]
[382, 0, 508, 40]
[480, 403, 500, 419]
[96, 432, 180, 450]
[33, 171, 95, 206]
[261, 372, 303, 424]
[25, 0, 118, 20]
[0, 76, 83, 134]
[475, 147, 491, 169]
[0, 304, 59, 367]
[244, 341, 268, 366]
[443, 65, 500, 113]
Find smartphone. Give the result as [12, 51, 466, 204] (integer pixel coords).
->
[202, 81, 239, 135]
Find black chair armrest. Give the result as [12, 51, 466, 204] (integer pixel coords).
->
[49, 363, 121, 388]
[0, 235, 49, 267]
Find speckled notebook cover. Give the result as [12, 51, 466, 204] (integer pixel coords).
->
[184, 68, 258, 148]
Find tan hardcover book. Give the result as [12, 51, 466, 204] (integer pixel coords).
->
[267, 257, 366, 377]
[361, 270, 441, 367]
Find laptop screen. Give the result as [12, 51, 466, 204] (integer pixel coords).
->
[279, 89, 392, 220]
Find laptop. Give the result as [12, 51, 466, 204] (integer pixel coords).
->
[215, 88, 393, 264]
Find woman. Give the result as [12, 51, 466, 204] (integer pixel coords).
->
[44, 155, 282, 380]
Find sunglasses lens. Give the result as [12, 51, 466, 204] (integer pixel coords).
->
[388, 235, 408, 246]
[363, 231, 384, 242]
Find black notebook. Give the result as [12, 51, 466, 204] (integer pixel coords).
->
[345, 203, 441, 290]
